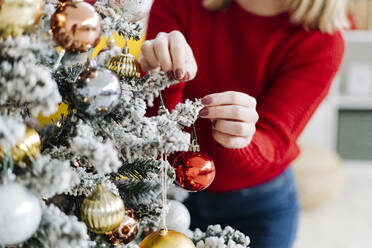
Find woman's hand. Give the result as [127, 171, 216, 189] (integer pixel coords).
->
[199, 91, 259, 149]
[140, 31, 197, 81]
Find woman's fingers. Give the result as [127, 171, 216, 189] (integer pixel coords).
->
[154, 32, 173, 73]
[199, 105, 259, 123]
[214, 120, 255, 137]
[169, 31, 187, 79]
[139, 56, 160, 73]
[212, 129, 252, 149]
[140, 40, 159, 70]
[202, 91, 257, 108]
[201, 91, 258, 149]
[140, 30, 197, 81]
[185, 45, 197, 81]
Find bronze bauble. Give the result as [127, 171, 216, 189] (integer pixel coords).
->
[105, 208, 139, 246]
[50, 1, 102, 53]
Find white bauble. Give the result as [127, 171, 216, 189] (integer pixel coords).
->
[166, 200, 191, 234]
[109, 0, 153, 22]
[0, 183, 42, 245]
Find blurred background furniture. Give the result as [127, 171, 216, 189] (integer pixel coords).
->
[299, 29, 372, 162]
[293, 145, 343, 210]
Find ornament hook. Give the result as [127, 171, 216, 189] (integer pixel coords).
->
[53, 49, 66, 70]
[2, 151, 14, 174]
[107, 35, 116, 49]
[1, 151, 14, 184]
[123, 37, 130, 55]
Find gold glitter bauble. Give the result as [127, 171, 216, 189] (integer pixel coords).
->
[81, 183, 125, 234]
[0, 126, 41, 165]
[104, 208, 139, 246]
[0, 0, 43, 38]
[106, 45, 141, 79]
[50, 1, 102, 53]
[140, 229, 195, 248]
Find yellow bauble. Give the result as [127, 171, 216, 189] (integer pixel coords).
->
[0, 0, 43, 38]
[37, 102, 68, 126]
[81, 183, 125, 234]
[0, 125, 41, 165]
[140, 229, 195, 248]
[93, 33, 144, 60]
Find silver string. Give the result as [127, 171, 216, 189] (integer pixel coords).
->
[161, 152, 168, 234]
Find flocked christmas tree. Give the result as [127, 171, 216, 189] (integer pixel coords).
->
[0, 0, 251, 247]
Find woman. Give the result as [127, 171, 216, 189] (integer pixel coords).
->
[141, 0, 347, 247]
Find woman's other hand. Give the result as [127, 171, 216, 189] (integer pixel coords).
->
[140, 31, 197, 81]
[199, 91, 259, 149]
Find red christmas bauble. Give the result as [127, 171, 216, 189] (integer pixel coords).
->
[84, 0, 97, 5]
[172, 146, 216, 192]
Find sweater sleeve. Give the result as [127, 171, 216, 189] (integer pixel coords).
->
[213, 31, 345, 172]
[146, 0, 189, 113]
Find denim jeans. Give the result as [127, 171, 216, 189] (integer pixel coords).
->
[184, 168, 300, 248]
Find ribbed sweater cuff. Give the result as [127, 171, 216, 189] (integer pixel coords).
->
[213, 141, 268, 172]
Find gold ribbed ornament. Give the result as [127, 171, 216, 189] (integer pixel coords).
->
[106, 43, 141, 79]
[0, 125, 41, 165]
[81, 183, 125, 234]
[140, 229, 195, 248]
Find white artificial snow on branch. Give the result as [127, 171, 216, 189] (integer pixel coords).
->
[68, 167, 119, 197]
[0, 36, 61, 116]
[70, 122, 122, 175]
[16, 154, 80, 198]
[95, 0, 141, 38]
[170, 99, 204, 127]
[193, 225, 251, 248]
[0, 116, 25, 149]
[22, 202, 91, 248]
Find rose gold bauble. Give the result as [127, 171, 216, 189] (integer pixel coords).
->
[172, 140, 216, 192]
[105, 208, 139, 246]
[140, 229, 195, 248]
[50, 1, 102, 53]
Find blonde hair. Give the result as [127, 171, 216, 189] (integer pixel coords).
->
[203, 0, 349, 34]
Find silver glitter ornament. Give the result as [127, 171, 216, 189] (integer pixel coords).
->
[0, 182, 42, 245]
[74, 60, 122, 116]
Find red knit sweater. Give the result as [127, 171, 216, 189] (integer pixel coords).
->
[147, 0, 345, 192]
